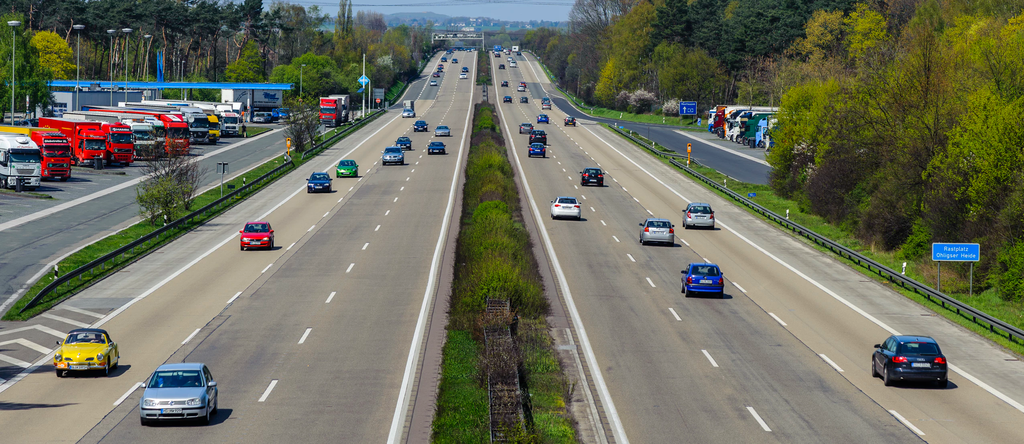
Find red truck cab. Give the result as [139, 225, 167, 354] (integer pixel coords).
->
[38, 117, 108, 167]
[102, 122, 135, 164]
[157, 114, 190, 156]
[32, 131, 72, 181]
[320, 98, 340, 127]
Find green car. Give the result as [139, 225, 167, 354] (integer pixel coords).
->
[336, 159, 358, 177]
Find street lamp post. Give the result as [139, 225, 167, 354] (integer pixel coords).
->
[143, 34, 152, 81]
[73, 25, 84, 112]
[8, 21, 19, 125]
[300, 64, 305, 99]
[107, 29, 116, 106]
[122, 28, 132, 105]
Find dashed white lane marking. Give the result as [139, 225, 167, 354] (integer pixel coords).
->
[612, 236, 620, 243]
[385, 210, 391, 216]
[747, 406, 771, 431]
[346, 263, 355, 273]
[646, 209, 653, 215]
[375, 225, 381, 232]
[626, 254, 636, 262]
[261, 264, 273, 274]
[400, 186, 405, 191]
[702, 257, 710, 263]
[733, 283, 747, 293]
[298, 327, 312, 344]
[567, 176, 572, 180]
[646, 277, 656, 288]
[40, 313, 89, 328]
[681, 239, 690, 246]
[113, 382, 144, 406]
[59, 305, 104, 319]
[181, 328, 201, 345]
[326, 291, 336, 303]
[889, 410, 924, 435]
[258, 379, 279, 402]
[338, 196, 344, 202]
[323, 211, 330, 218]
[307, 225, 315, 232]
[287, 242, 295, 251]
[701, 349, 719, 367]
[668, 308, 682, 321]
[632, 197, 639, 202]
[227, 291, 242, 305]
[562, 168, 566, 172]
[406, 177, 410, 181]
[769, 313, 788, 327]
[394, 197, 399, 203]
[819, 354, 844, 372]
[581, 194, 586, 200]
[574, 185, 578, 189]
[411, 169, 415, 172]
[600, 220, 606, 226]
[362, 243, 369, 251]
[590, 207, 595, 212]
[349, 187, 354, 191]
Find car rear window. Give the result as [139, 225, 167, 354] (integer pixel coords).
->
[899, 342, 940, 355]
[690, 265, 721, 277]
[689, 205, 712, 214]
[557, 198, 577, 204]
[647, 220, 671, 228]
[339, 160, 355, 166]
[244, 223, 269, 233]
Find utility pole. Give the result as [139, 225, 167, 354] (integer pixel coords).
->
[107, 29, 116, 106]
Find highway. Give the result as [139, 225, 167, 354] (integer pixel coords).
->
[490, 51, 1024, 443]
[0, 50, 471, 443]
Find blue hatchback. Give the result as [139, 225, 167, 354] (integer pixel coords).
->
[681, 263, 724, 298]
[528, 143, 546, 158]
[537, 114, 549, 124]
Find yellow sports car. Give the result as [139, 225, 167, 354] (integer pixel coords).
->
[54, 328, 120, 377]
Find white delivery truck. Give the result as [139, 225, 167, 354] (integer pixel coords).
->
[402, 100, 415, 118]
[0, 134, 42, 190]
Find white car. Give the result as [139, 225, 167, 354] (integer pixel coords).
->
[402, 108, 415, 118]
[550, 197, 581, 220]
[430, 80, 438, 86]
[459, 73, 468, 79]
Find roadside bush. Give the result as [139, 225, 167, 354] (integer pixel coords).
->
[992, 242, 1024, 302]
[615, 90, 631, 110]
[628, 89, 657, 113]
[661, 99, 680, 116]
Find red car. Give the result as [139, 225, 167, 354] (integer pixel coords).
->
[239, 221, 274, 250]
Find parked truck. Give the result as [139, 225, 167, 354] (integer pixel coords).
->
[220, 112, 241, 137]
[38, 117, 109, 167]
[319, 95, 351, 127]
[78, 107, 191, 157]
[119, 103, 211, 144]
[0, 134, 41, 190]
[63, 110, 163, 159]
[101, 122, 135, 164]
[0, 126, 72, 181]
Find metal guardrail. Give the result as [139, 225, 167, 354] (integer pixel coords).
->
[608, 125, 1024, 344]
[22, 110, 387, 314]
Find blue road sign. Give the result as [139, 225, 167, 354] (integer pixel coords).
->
[358, 75, 370, 86]
[932, 243, 980, 262]
[747, 192, 756, 198]
[357, 87, 364, 93]
[679, 101, 697, 115]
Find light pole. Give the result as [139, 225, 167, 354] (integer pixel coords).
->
[143, 34, 152, 81]
[73, 25, 84, 111]
[8, 21, 19, 124]
[300, 64, 305, 99]
[107, 29, 116, 106]
[122, 28, 132, 105]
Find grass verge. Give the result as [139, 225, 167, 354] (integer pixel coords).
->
[245, 127, 271, 138]
[605, 126, 1024, 356]
[432, 103, 576, 441]
[5, 113, 385, 321]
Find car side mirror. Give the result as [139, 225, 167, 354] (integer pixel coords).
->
[56, 340, 62, 346]
[208, 381, 217, 388]
[681, 270, 686, 273]
[269, 230, 274, 234]
[238, 230, 243, 233]
[672, 224, 675, 228]
[873, 344, 881, 349]
[639, 223, 643, 226]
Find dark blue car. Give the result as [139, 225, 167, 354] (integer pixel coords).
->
[413, 120, 428, 132]
[396, 136, 412, 150]
[306, 172, 332, 193]
[528, 143, 546, 158]
[681, 263, 724, 298]
[427, 141, 446, 155]
[872, 335, 948, 387]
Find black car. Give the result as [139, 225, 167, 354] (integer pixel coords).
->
[413, 120, 428, 132]
[520, 96, 529, 103]
[872, 335, 948, 387]
[499, 64, 505, 69]
[427, 141, 447, 155]
[396, 136, 412, 150]
[503, 96, 513, 103]
[501, 80, 509, 87]
[564, 116, 577, 126]
[529, 129, 547, 145]
[306, 172, 332, 193]
[580, 168, 603, 186]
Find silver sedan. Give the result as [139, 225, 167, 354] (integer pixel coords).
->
[640, 218, 675, 245]
[684, 203, 715, 229]
[140, 363, 218, 426]
[550, 197, 581, 220]
[382, 146, 405, 165]
[434, 125, 451, 137]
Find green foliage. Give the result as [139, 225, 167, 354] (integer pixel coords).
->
[844, 3, 888, 60]
[225, 41, 265, 82]
[0, 13, 52, 115]
[992, 242, 1024, 302]
[30, 31, 75, 80]
[768, 79, 838, 196]
[897, 221, 932, 260]
[432, 330, 489, 443]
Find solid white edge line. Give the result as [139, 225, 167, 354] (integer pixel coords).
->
[258, 379, 278, 402]
[818, 353, 844, 372]
[733, 282, 747, 293]
[701, 349, 719, 368]
[626, 254, 636, 262]
[888, 409, 925, 435]
[298, 327, 312, 344]
[113, 382, 144, 406]
[668, 307, 682, 321]
[503, 58, 630, 444]
[326, 291, 336, 303]
[226, 291, 242, 305]
[769, 313, 788, 327]
[747, 406, 772, 432]
[261, 263, 273, 274]
[681, 239, 690, 246]
[386, 51, 476, 444]
[646, 277, 656, 288]
[181, 328, 201, 345]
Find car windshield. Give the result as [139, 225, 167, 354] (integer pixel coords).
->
[689, 205, 713, 214]
[310, 173, 329, 181]
[384, 147, 402, 154]
[244, 223, 269, 233]
[339, 160, 356, 167]
[148, 370, 204, 388]
[43, 145, 71, 157]
[415, 121, 426, 125]
[168, 127, 189, 138]
[320, 108, 335, 114]
[222, 116, 239, 124]
[533, 131, 545, 135]
[82, 139, 106, 150]
[690, 265, 721, 277]
[899, 342, 940, 355]
[398, 137, 410, 143]
[557, 198, 577, 204]
[585, 169, 601, 175]
[190, 119, 208, 129]
[109, 133, 132, 144]
[647, 220, 671, 228]
[9, 151, 41, 163]
[65, 332, 106, 344]
[438, 126, 448, 130]
[133, 131, 154, 141]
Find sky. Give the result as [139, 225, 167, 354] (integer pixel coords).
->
[290, 0, 575, 22]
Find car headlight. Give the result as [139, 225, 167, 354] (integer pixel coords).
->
[54, 353, 62, 361]
[262, 237, 270, 241]
[96, 353, 104, 361]
[186, 397, 202, 406]
[143, 398, 157, 407]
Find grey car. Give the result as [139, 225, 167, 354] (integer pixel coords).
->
[140, 363, 218, 425]
[640, 218, 675, 245]
[683, 203, 715, 229]
[382, 146, 405, 165]
[434, 125, 451, 137]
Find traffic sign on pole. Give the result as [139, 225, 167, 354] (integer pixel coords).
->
[679, 101, 697, 116]
[358, 75, 370, 86]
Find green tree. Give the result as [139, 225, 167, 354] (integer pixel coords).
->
[225, 40, 265, 82]
[844, 3, 888, 60]
[0, 13, 52, 118]
[31, 31, 76, 80]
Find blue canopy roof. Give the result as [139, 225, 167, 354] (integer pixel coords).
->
[49, 80, 293, 90]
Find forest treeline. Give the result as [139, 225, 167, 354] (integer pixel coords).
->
[526, 0, 1024, 301]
